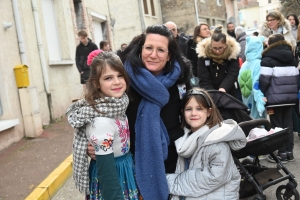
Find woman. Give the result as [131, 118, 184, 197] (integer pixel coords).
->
[197, 25, 241, 99]
[89, 24, 192, 200]
[259, 11, 296, 48]
[186, 23, 211, 78]
[287, 13, 299, 41]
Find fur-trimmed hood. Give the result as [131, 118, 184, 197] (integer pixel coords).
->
[196, 36, 241, 60]
[262, 40, 292, 56]
[259, 19, 292, 38]
[261, 40, 295, 66]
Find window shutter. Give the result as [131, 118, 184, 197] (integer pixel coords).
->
[41, 0, 61, 61]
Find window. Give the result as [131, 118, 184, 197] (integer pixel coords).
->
[268, 0, 272, 3]
[73, 0, 84, 30]
[217, 0, 221, 6]
[150, 0, 156, 16]
[143, 0, 149, 15]
[41, 0, 61, 61]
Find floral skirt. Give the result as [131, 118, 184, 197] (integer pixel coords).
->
[86, 153, 139, 200]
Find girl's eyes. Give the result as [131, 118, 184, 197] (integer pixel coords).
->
[185, 107, 204, 111]
[104, 77, 112, 80]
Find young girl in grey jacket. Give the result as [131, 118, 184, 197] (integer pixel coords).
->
[167, 88, 247, 200]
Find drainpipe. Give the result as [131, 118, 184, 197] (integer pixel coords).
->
[137, 0, 146, 31]
[194, 0, 200, 25]
[31, 0, 53, 121]
[12, 0, 26, 64]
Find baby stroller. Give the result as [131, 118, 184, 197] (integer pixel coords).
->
[207, 90, 299, 200]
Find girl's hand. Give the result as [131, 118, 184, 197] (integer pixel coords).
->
[219, 88, 226, 92]
[263, 97, 267, 102]
[87, 142, 96, 160]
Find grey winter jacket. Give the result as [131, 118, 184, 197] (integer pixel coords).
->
[167, 120, 246, 200]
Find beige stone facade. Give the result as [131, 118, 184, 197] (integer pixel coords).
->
[0, 0, 245, 151]
[160, 0, 226, 36]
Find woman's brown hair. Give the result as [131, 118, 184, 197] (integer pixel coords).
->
[211, 25, 227, 44]
[193, 23, 209, 43]
[266, 11, 285, 27]
[85, 51, 130, 108]
[181, 88, 223, 129]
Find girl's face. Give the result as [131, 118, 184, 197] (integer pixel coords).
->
[141, 34, 170, 76]
[184, 97, 211, 132]
[199, 25, 211, 38]
[99, 65, 126, 98]
[288, 16, 296, 26]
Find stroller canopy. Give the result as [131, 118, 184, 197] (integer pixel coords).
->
[207, 90, 252, 123]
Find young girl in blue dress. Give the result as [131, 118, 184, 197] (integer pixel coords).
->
[66, 51, 138, 200]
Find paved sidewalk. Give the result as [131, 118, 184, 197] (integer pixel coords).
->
[0, 117, 74, 200]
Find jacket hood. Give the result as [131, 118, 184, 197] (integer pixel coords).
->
[175, 119, 246, 158]
[259, 19, 292, 37]
[196, 36, 241, 60]
[245, 36, 264, 61]
[262, 40, 294, 64]
[236, 32, 247, 42]
[80, 38, 93, 46]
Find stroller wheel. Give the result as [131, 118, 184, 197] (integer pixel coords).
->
[276, 185, 299, 200]
[242, 158, 254, 165]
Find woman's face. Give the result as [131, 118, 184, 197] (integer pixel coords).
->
[199, 25, 211, 38]
[210, 40, 227, 56]
[267, 17, 280, 30]
[288, 16, 296, 26]
[141, 34, 170, 76]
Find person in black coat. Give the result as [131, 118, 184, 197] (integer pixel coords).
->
[186, 22, 211, 78]
[259, 34, 298, 163]
[197, 26, 241, 99]
[75, 30, 98, 84]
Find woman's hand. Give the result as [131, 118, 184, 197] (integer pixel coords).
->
[219, 88, 226, 92]
[87, 142, 96, 160]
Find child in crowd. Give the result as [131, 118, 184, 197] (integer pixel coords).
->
[259, 34, 299, 163]
[66, 51, 138, 200]
[238, 36, 266, 119]
[167, 88, 247, 200]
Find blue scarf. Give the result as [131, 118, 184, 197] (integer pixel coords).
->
[125, 61, 181, 200]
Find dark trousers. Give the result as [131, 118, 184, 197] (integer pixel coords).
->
[269, 106, 294, 152]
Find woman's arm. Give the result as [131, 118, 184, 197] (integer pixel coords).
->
[219, 59, 240, 92]
[167, 143, 237, 197]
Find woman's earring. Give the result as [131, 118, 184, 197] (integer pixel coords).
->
[168, 60, 171, 66]
[139, 54, 141, 60]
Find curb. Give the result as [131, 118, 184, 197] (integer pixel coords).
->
[25, 154, 73, 200]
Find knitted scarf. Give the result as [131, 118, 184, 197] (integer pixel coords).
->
[65, 94, 129, 194]
[204, 43, 232, 64]
[124, 61, 181, 200]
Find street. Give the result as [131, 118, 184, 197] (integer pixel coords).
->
[53, 134, 300, 200]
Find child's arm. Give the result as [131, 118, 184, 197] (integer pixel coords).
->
[167, 143, 237, 197]
[90, 119, 123, 200]
[252, 65, 266, 116]
[96, 154, 123, 200]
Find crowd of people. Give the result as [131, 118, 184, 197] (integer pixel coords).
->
[69, 10, 299, 200]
